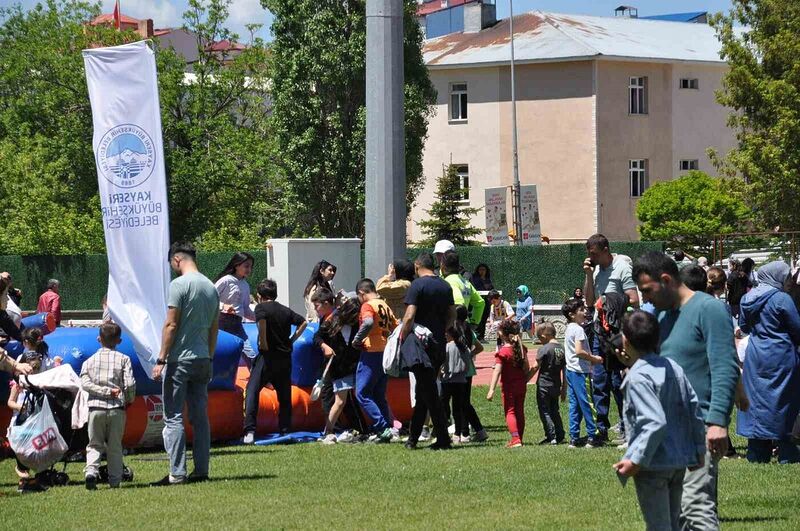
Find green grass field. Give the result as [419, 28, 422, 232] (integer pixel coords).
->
[1, 386, 798, 530]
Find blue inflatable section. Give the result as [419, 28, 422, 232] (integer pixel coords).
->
[243, 322, 323, 386]
[42, 327, 243, 395]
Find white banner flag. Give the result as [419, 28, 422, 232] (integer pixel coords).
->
[520, 185, 541, 246]
[484, 187, 508, 246]
[83, 41, 171, 373]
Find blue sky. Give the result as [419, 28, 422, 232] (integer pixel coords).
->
[5, 0, 734, 42]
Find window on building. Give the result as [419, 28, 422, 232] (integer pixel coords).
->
[679, 78, 699, 90]
[449, 83, 468, 122]
[679, 159, 699, 172]
[452, 164, 470, 203]
[629, 76, 648, 115]
[629, 159, 648, 197]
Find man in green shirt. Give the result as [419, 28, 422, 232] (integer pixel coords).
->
[441, 251, 485, 328]
[151, 242, 219, 486]
[633, 251, 740, 530]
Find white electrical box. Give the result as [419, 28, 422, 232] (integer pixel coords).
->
[266, 238, 362, 316]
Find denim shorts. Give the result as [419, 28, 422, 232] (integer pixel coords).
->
[332, 374, 356, 392]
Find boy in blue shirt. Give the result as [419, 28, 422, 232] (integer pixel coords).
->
[613, 311, 707, 531]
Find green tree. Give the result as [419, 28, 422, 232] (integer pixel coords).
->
[711, 1, 800, 231]
[0, 0, 280, 254]
[636, 171, 751, 254]
[417, 164, 482, 246]
[264, 0, 436, 238]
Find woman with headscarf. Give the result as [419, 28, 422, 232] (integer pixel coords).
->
[514, 285, 534, 336]
[738, 261, 800, 463]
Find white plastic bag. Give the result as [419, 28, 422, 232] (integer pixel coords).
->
[9, 396, 68, 472]
[382, 324, 403, 377]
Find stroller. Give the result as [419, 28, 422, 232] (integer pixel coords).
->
[12, 365, 132, 487]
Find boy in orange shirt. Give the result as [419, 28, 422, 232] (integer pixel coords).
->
[353, 278, 397, 442]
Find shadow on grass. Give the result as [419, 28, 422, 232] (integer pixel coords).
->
[720, 516, 786, 524]
[124, 473, 277, 489]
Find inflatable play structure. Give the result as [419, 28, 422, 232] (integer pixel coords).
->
[2, 320, 412, 448]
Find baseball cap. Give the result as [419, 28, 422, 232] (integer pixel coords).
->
[433, 240, 455, 255]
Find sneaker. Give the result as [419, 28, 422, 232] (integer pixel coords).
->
[187, 472, 209, 483]
[419, 427, 431, 442]
[150, 475, 187, 487]
[458, 435, 471, 444]
[378, 427, 393, 443]
[611, 422, 622, 434]
[321, 434, 337, 445]
[537, 437, 551, 445]
[336, 431, 355, 443]
[471, 429, 489, 443]
[550, 439, 558, 445]
[429, 440, 452, 450]
[242, 432, 255, 445]
[85, 475, 98, 491]
[616, 442, 628, 450]
[585, 439, 604, 448]
[448, 423, 456, 435]
[367, 434, 379, 443]
[506, 437, 523, 448]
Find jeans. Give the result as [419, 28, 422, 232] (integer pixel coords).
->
[163, 358, 211, 478]
[408, 365, 450, 445]
[591, 336, 624, 438]
[440, 382, 468, 436]
[634, 468, 686, 531]
[85, 408, 126, 486]
[219, 313, 255, 365]
[747, 438, 800, 464]
[566, 370, 598, 442]
[245, 354, 292, 434]
[679, 444, 720, 531]
[355, 353, 391, 433]
[536, 387, 565, 442]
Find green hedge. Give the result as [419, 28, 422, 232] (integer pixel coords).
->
[0, 242, 663, 311]
[407, 241, 665, 304]
[0, 251, 268, 312]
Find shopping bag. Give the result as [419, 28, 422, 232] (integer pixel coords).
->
[9, 395, 68, 472]
[382, 324, 403, 377]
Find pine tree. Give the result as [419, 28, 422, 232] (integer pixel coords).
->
[417, 165, 482, 246]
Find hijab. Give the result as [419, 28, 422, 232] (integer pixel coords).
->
[743, 261, 789, 304]
[516, 285, 530, 301]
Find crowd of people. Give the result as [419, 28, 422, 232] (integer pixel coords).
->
[1, 236, 799, 531]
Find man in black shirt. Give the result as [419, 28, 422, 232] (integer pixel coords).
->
[401, 252, 455, 449]
[243, 279, 307, 443]
[534, 322, 566, 444]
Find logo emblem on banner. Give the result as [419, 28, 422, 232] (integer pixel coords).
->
[97, 124, 155, 188]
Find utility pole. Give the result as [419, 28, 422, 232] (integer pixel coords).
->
[509, 0, 522, 245]
[365, 0, 406, 278]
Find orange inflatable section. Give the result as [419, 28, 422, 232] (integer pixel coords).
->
[121, 389, 245, 447]
[235, 367, 413, 436]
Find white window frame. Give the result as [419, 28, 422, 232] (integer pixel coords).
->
[452, 164, 470, 204]
[629, 159, 648, 197]
[449, 82, 468, 123]
[629, 76, 648, 115]
[679, 159, 699, 172]
[679, 78, 699, 90]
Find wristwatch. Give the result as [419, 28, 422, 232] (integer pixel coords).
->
[156, 359, 167, 365]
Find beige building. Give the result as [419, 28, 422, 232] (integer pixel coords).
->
[410, 10, 737, 242]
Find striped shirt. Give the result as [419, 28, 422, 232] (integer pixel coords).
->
[80, 348, 136, 409]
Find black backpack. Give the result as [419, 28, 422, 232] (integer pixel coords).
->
[592, 292, 627, 372]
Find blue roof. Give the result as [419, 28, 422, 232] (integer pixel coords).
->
[641, 11, 707, 22]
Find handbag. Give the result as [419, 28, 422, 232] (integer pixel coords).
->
[9, 392, 68, 472]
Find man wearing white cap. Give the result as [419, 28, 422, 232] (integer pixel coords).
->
[433, 240, 455, 275]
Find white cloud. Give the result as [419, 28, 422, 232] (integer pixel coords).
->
[228, 0, 268, 25]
